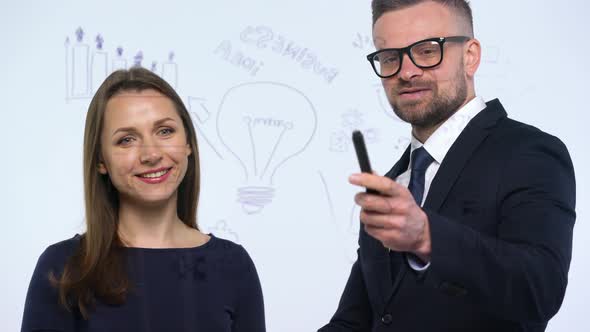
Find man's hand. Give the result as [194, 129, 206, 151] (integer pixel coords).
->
[349, 173, 432, 262]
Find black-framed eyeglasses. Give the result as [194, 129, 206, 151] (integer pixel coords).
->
[366, 36, 471, 78]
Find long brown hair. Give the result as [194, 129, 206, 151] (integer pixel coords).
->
[51, 67, 201, 318]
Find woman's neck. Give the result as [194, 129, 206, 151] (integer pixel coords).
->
[116, 194, 187, 248]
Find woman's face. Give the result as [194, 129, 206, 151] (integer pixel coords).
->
[98, 89, 191, 207]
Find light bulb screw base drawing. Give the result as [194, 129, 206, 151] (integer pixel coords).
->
[237, 186, 275, 214]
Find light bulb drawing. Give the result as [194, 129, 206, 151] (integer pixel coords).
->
[216, 82, 317, 214]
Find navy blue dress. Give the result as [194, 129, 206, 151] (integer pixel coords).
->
[21, 234, 265, 331]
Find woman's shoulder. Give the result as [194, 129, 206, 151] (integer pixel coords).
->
[36, 234, 82, 270]
[208, 235, 247, 254]
[205, 235, 256, 267]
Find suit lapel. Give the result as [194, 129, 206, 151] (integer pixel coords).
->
[366, 145, 411, 308]
[385, 145, 411, 180]
[423, 99, 507, 211]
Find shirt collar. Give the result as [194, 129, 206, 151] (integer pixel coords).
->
[410, 96, 487, 164]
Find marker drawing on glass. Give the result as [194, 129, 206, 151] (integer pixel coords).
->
[71, 27, 90, 98]
[133, 50, 144, 67]
[162, 51, 178, 88]
[112, 46, 127, 71]
[330, 109, 380, 152]
[208, 220, 239, 243]
[216, 82, 317, 214]
[187, 97, 224, 160]
[91, 34, 108, 92]
[64, 37, 70, 102]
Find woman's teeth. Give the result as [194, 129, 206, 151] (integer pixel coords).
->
[139, 169, 169, 178]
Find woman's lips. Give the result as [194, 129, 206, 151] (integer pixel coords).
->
[136, 167, 172, 184]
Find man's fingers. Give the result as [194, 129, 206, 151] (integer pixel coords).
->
[355, 193, 392, 214]
[364, 224, 400, 245]
[349, 173, 404, 196]
[360, 211, 402, 230]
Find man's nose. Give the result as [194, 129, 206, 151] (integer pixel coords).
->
[398, 53, 423, 81]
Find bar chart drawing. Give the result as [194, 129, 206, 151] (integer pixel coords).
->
[64, 27, 179, 102]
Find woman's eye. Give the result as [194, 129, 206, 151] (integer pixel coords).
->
[159, 128, 175, 136]
[117, 137, 134, 145]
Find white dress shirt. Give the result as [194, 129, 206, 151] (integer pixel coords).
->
[395, 96, 487, 270]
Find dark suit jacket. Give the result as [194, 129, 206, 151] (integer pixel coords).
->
[319, 99, 576, 332]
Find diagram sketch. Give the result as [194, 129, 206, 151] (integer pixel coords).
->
[112, 47, 127, 71]
[374, 82, 405, 123]
[352, 32, 373, 50]
[216, 82, 317, 214]
[207, 220, 239, 243]
[162, 52, 178, 89]
[91, 34, 108, 93]
[239, 25, 339, 84]
[64, 27, 178, 101]
[187, 96, 225, 160]
[345, 203, 362, 263]
[319, 172, 362, 263]
[65, 27, 91, 101]
[330, 108, 379, 152]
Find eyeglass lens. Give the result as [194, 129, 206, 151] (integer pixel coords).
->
[372, 40, 442, 77]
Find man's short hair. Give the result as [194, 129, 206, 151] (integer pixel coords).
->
[371, 0, 474, 37]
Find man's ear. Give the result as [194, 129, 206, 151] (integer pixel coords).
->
[464, 38, 481, 78]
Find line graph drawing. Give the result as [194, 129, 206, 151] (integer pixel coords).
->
[216, 82, 317, 214]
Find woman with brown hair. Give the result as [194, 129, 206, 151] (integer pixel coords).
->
[21, 67, 265, 331]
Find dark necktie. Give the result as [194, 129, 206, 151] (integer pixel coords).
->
[407, 147, 434, 205]
[390, 147, 434, 283]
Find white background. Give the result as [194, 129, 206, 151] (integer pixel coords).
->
[1, 0, 588, 331]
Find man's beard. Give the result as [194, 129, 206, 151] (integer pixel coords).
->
[389, 69, 468, 129]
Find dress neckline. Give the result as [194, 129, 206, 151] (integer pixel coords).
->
[120, 233, 216, 252]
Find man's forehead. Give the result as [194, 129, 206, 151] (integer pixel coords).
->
[372, 4, 455, 48]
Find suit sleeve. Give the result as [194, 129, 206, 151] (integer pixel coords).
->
[425, 133, 575, 323]
[21, 246, 77, 332]
[318, 251, 373, 332]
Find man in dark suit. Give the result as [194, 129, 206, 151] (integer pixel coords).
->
[319, 1, 576, 331]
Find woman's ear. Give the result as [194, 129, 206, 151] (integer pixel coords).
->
[97, 162, 108, 174]
[186, 144, 192, 156]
